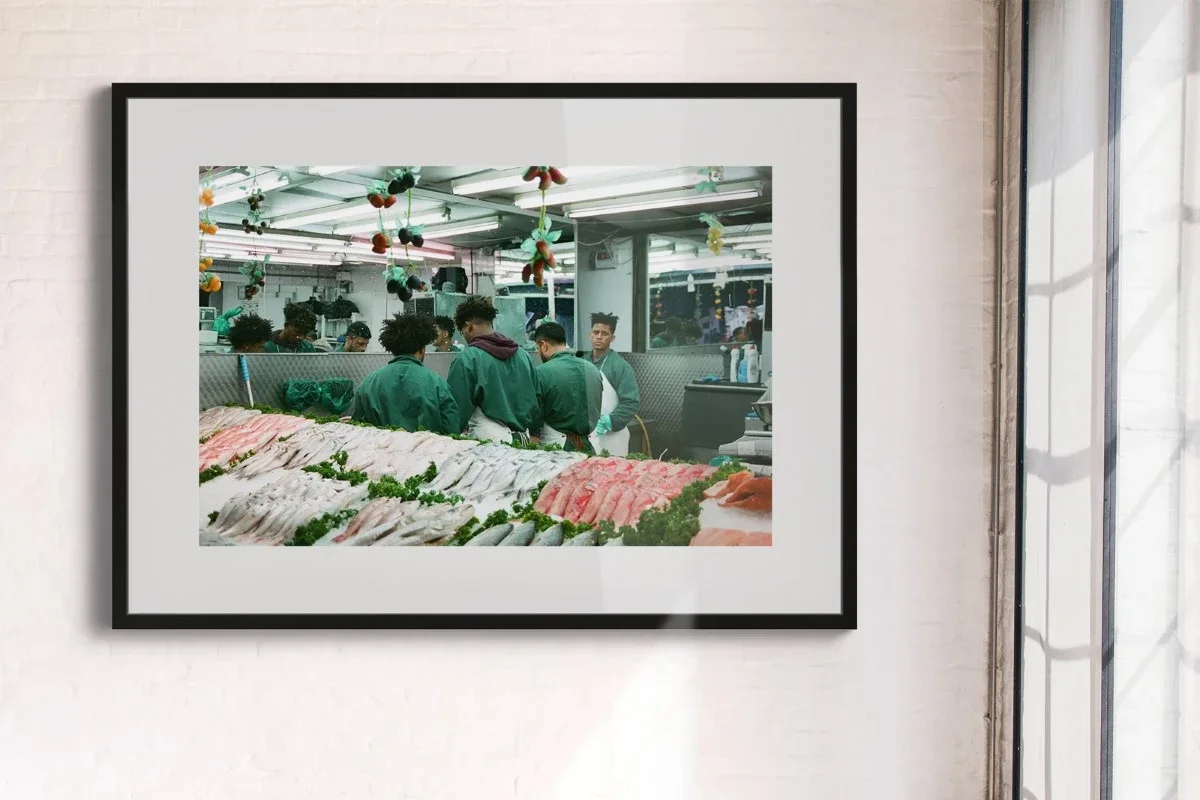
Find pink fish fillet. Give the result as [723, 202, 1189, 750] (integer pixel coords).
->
[564, 480, 598, 522]
[549, 478, 579, 517]
[577, 480, 618, 525]
[595, 481, 627, 522]
[534, 480, 564, 514]
[610, 485, 636, 527]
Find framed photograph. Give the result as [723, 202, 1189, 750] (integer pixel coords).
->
[113, 83, 856, 629]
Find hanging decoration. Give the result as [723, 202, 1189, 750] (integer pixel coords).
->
[713, 285, 723, 320]
[198, 211, 218, 236]
[694, 166, 725, 194]
[519, 166, 568, 287]
[199, 271, 222, 293]
[241, 184, 269, 235]
[386, 166, 421, 197]
[374, 166, 430, 303]
[747, 282, 759, 309]
[700, 212, 725, 255]
[199, 255, 213, 272]
[654, 288, 663, 321]
[239, 256, 268, 301]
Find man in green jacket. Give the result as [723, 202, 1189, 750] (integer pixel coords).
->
[264, 303, 318, 353]
[585, 312, 641, 455]
[335, 321, 371, 352]
[446, 296, 540, 443]
[533, 322, 602, 453]
[351, 313, 459, 434]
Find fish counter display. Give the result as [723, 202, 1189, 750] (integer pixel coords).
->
[198, 405, 773, 546]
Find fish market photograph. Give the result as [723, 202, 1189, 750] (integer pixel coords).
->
[197, 165, 774, 547]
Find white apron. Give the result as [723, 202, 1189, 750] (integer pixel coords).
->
[596, 372, 630, 457]
[466, 406, 515, 444]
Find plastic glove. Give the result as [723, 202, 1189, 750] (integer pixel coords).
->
[594, 414, 613, 437]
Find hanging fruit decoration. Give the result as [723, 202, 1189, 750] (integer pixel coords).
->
[239, 256, 268, 301]
[747, 282, 759, 309]
[199, 255, 213, 272]
[240, 183, 269, 235]
[713, 284, 723, 321]
[519, 166, 567, 287]
[654, 288, 663, 321]
[199, 271, 222, 293]
[700, 212, 725, 255]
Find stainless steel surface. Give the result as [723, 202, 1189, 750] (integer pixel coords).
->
[751, 401, 773, 427]
[625, 351, 723, 458]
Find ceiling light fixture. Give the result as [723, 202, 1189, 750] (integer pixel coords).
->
[210, 173, 290, 207]
[307, 166, 355, 176]
[333, 210, 451, 236]
[724, 234, 774, 245]
[200, 168, 251, 189]
[567, 181, 763, 218]
[452, 166, 633, 196]
[210, 229, 350, 247]
[418, 217, 501, 239]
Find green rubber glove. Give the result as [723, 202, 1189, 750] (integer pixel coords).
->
[594, 414, 613, 437]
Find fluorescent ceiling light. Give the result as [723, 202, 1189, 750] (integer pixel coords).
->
[419, 217, 500, 239]
[275, 203, 380, 228]
[210, 173, 290, 207]
[213, 249, 342, 266]
[281, 202, 446, 229]
[649, 254, 766, 272]
[333, 210, 450, 235]
[724, 234, 773, 245]
[308, 166, 355, 176]
[452, 166, 634, 196]
[513, 170, 704, 209]
[567, 181, 763, 218]
[200, 169, 250, 189]
[210, 229, 349, 247]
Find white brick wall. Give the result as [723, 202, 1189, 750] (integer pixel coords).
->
[0, 2, 999, 797]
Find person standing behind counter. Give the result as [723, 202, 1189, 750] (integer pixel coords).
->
[585, 312, 641, 456]
[432, 316, 463, 353]
[227, 314, 273, 354]
[533, 322, 602, 453]
[446, 296, 540, 443]
[264, 303, 318, 353]
[350, 313, 459, 434]
[335, 321, 371, 352]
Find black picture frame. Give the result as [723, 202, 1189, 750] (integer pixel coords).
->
[112, 82, 857, 630]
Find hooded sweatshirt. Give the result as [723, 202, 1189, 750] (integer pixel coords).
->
[446, 331, 541, 434]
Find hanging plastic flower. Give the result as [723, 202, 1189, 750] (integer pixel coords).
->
[199, 185, 215, 207]
[694, 166, 724, 194]
[519, 218, 563, 288]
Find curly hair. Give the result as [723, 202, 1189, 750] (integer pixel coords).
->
[378, 312, 437, 356]
[590, 312, 618, 334]
[453, 296, 498, 330]
[433, 315, 456, 336]
[283, 303, 317, 333]
[227, 314, 273, 350]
